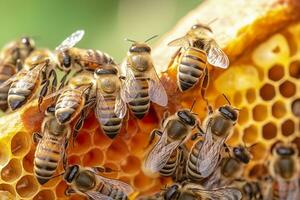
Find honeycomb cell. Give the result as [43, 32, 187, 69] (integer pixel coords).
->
[248, 164, 268, 178]
[68, 155, 82, 165]
[16, 175, 39, 198]
[121, 155, 141, 174]
[272, 101, 287, 118]
[279, 80, 296, 98]
[233, 91, 243, 106]
[0, 183, 16, 197]
[291, 98, 300, 117]
[243, 125, 259, 144]
[259, 83, 275, 101]
[268, 64, 284, 81]
[250, 142, 267, 161]
[226, 128, 239, 145]
[292, 137, 300, 154]
[106, 138, 130, 162]
[93, 128, 113, 149]
[253, 104, 268, 122]
[133, 171, 155, 191]
[130, 131, 149, 156]
[289, 60, 300, 79]
[262, 122, 277, 140]
[82, 148, 104, 167]
[11, 131, 30, 157]
[23, 146, 35, 173]
[281, 119, 295, 136]
[55, 181, 68, 198]
[238, 107, 249, 125]
[81, 111, 99, 131]
[71, 130, 92, 154]
[1, 158, 22, 182]
[246, 88, 256, 104]
[0, 141, 10, 167]
[33, 190, 55, 200]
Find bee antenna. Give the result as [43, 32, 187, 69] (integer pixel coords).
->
[51, 172, 65, 179]
[222, 93, 231, 105]
[207, 18, 218, 26]
[190, 98, 197, 112]
[144, 35, 159, 43]
[124, 38, 137, 43]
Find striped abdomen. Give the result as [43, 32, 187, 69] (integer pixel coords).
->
[159, 148, 180, 177]
[55, 88, 84, 124]
[79, 49, 116, 71]
[96, 183, 128, 200]
[128, 75, 150, 119]
[0, 64, 17, 111]
[99, 95, 122, 139]
[34, 131, 64, 185]
[8, 68, 40, 110]
[177, 47, 207, 91]
[186, 140, 203, 182]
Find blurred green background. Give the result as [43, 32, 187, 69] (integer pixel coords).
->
[0, 0, 200, 62]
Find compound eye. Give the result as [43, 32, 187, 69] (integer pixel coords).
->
[63, 55, 71, 68]
[21, 37, 30, 46]
[45, 105, 55, 115]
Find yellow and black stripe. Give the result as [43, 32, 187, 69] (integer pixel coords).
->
[186, 140, 203, 182]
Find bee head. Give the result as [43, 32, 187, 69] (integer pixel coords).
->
[21, 37, 35, 51]
[129, 43, 151, 53]
[191, 23, 213, 33]
[233, 145, 252, 164]
[177, 110, 197, 127]
[164, 184, 180, 200]
[57, 50, 72, 71]
[275, 145, 296, 157]
[218, 105, 238, 122]
[64, 165, 79, 183]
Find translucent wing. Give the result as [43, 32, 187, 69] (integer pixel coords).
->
[196, 128, 226, 178]
[207, 41, 229, 69]
[56, 30, 85, 51]
[286, 178, 300, 200]
[120, 62, 139, 103]
[86, 191, 113, 200]
[148, 64, 168, 107]
[167, 36, 190, 48]
[0, 66, 29, 89]
[95, 90, 111, 125]
[95, 175, 133, 195]
[144, 131, 181, 173]
[203, 167, 222, 189]
[114, 92, 127, 118]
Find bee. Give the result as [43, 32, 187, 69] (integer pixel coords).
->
[203, 144, 253, 189]
[94, 66, 127, 139]
[167, 22, 229, 96]
[33, 105, 71, 185]
[137, 182, 242, 200]
[144, 109, 199, 175]
[0, 37, 35, 111]
[264, 143, 300, 200]
[3, 49, 57, 110]
[186, 97, 239, 181]
[121, 36, 168, 119]
[55, 30, 116, 73]
[63, 164, 133, 200]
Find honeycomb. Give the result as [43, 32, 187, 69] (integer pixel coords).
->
[0, 0, 300, 199]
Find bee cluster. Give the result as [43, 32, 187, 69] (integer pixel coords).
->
[0, 21, 299, 200]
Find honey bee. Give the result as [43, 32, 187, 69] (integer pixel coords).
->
[63, 164, 133, 200]
[3, 49, 57, 111]
[94, 66, 127, 139]
[0, 37, 35, 111]
[144, 109, 199, 175]
[167, 22, 229, 96]
[203, 144, 253, 189]
[186, 98, 239, 181]
[137, 182, 242, 200]
[33, 105, 71, 185]
[121, 36, 168, 119]
[264, 143, 300, 200]
[55, 30, 116, 73]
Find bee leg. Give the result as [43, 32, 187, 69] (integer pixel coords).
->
[32, 132, 42, 144]
[162, 111, 170, 126]
[58, 70, 71, 91]
[16, 59, 23, 72]
[92, 166, 117, 173]
[64, 186, 75, 196]
[201, 67, 210, 101]
[49, 69, 57, 93]
[146, 130, 162, 148]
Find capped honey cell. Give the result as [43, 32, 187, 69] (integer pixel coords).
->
[268, 64, 284, 81]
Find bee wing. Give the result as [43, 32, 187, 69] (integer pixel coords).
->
[55, 30, 85, 51]
[207, 41, 229, 69]
[114, 92, 127, 118]
[86, 191, 113, 200]
[190, 186, 242, 200]
[144, 131, 181, 173]
[167, 36, 190, 48]
[196, 131, 226, 178]
[95, 175, 133, 195]
[148, 65, 168, 107]
[95, 90, 111, 125]
[278, 178, 299, 200]
[0, 65, 30, 89]
[120, 63, 139, 103]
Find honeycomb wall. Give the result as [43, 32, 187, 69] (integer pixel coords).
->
[0, 22, 299, 199]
